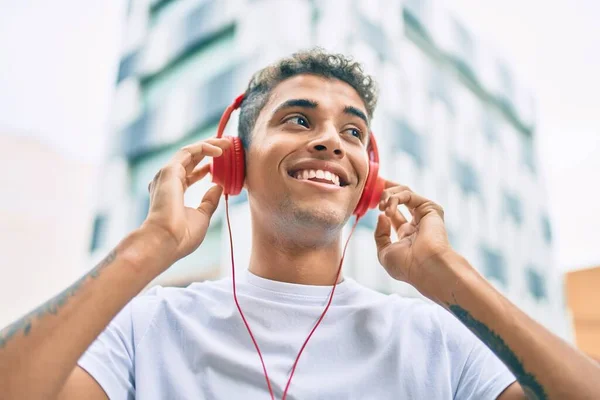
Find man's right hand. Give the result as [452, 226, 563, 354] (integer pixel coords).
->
[141, 138, 231, 264]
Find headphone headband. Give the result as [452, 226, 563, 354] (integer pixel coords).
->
[216, 93, 245, 139]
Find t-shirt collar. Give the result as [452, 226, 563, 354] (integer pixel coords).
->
[242, 269, 353, 298]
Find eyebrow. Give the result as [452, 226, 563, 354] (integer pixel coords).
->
[272, 98, 318, 115]
[343, 105, 369, 126]
[272, 98, 369, 126]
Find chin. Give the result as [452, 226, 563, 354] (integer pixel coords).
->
[283, 199, 349, 232]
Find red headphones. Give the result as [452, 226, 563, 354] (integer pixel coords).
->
[210, 93, 385, 218]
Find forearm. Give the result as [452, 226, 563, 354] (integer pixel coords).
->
[428, 251, 600, 400]
[0, 227, 174, 399]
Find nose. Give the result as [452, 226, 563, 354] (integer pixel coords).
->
[307, 125, 345, 158]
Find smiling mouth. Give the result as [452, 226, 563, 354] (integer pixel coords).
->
[287, 168, 349, 187]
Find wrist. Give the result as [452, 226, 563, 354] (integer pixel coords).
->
[416, 250, 481, 306]
[119, 225, 179, 276]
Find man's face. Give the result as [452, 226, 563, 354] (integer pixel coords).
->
[245, 74, 371, 234]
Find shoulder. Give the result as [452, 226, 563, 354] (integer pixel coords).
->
[377, 291, 478, 349]
[132, 278, 230, 310]
[126, 278, 231, 330]
[344, 281, 449, 333]
[388, 295, 447, 334]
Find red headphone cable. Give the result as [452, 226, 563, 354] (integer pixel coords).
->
[224, 194, 360, 400]
[225, 194, 275, 399]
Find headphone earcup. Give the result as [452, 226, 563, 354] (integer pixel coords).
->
[353, 161, 386, 218]
[210, 136, 245, 195]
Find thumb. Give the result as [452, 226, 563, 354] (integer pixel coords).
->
[374, 213, 392, 263]
[197, 185, 223, 218]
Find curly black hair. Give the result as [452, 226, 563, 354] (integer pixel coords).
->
[237, 48, 379, 148]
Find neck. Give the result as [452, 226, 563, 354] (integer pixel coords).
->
[248, 218, 347, 286]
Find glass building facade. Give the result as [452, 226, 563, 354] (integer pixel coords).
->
[90, 0, 570, 338]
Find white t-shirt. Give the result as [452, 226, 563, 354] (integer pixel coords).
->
[78, 269, 516, 399]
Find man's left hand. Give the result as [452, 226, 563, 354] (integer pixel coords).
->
[373, 181, 453, 298]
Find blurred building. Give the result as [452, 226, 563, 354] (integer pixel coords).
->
[90, 0, 570, 337]
[0, 133, 95, 326]
[565, 267, 600, 360]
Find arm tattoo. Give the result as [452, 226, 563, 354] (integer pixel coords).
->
[448, 304, 547, 400]
[0, 250, 117, 349]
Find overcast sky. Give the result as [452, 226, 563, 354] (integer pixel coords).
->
[0, 0, 598, 272]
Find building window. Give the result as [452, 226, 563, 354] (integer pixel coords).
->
[392, 119, 426, 168]
[453, 19, 474, 66]
[497, 62, 514, 101]
[150, 0, 179, 21]
[526, 267, 547, 300]
[356, 13, 387, 60]
[480, 245, 507, 285]
[121, 111, 151, 160]
[89, 214, 108, 252]
[117, 51, 138, 84]
[503, 192, 523, 225]
[404, 0, 425, 18]
[126, 0, 134, 18]
[402, 0, 432, 42]
[541, 215, 552, 244]
[429, 69, 454, 113]
[522, 136, 536, 172]
[183, 0, 229, 52]
[191, 62, 238, 128]
[142, 28, 236, 107]
[123, 62, 239, 161]
[482, 109, 498, 143]
[453, 159, 480, 196]
[143, 0, 233, 83]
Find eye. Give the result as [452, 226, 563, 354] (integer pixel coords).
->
[285, 115, 310, 128]
[345, 127, 363, 141]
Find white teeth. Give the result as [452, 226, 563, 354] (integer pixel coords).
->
[293, 169, 341, 186]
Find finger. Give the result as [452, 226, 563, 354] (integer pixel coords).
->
[148, 165, 185, 211]
[171, 139, 231, 174]
[384, 179, 403, 189]
[178, 138, 232, 159]
[374, 213, 392, 262]
[393, 190, 443, 224]
[389, 208, 408, 232]
[170, 142, 219, 166]
[380, 183, 412, 207]
[385, 195, 400, 218]
[398, 223, 417, 240]
[186, 163, 212, 188]
[197, 185, 223, 217]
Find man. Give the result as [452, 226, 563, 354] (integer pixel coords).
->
[1, 49, 599, 399]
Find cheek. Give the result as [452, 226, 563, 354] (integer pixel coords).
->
[350, 150, 371, 189]
[361, 160, 371, 182]
[245, 146, 284, 191]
